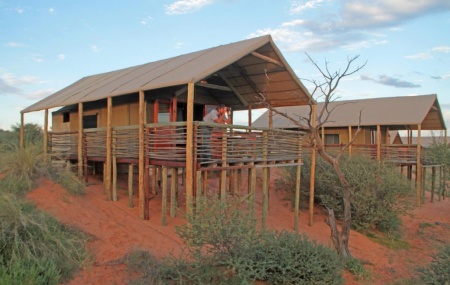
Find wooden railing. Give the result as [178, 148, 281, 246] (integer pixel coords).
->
[48, 122, 305, 168]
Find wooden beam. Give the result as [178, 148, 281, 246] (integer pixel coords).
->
[78, 103, 83, 178]
[348, 126, 352, 157]
[217, 72, 248, 107]
[376, 125, 381, 162]
[309, 104, 317, 226]
[251, 51, 284, 67]
[196, 82, 232, 92]
[417, 125, 422, 206]
[174, 86, 187, 97]
[43, 109, 48, 163]
[185, 83, 194, 215]
[106, 97, 112, 201]
[139, 91, 149, 219]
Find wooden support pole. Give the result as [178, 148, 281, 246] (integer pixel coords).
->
[422, 167, 426, 204]
[196, 170, 202, 206]
[103, 162, 106, 194]
[161, 166, 168, 226]
[439, 166, 443, 202]
[220, 128, 228, 199]
[237, 169, 242, 197]
[417, 125, 422, 206]
[106, 97, 112, 201]
[294, 157, 302, 233]
[376, 124, 381, 162]
[250, 162, 256, 208]
[112, 154, 117, 201]
[78, 103, 83, 178]
[128, 164, 134, 208]
[248, 104, 252, 129]
[431, 166, 436, 203]
[171, 167, 178, 217]
[321, 127, 325, 151]
[185, 83, 194, 215]
[43, 109, 48, 164]
[151, 167, 157, 195]
[262, 130, 268, 230]
[309, 104, 317, 226]
[348, 126, 352, 157]
[20, 113, 24, 150]
[144, 128, 150, 198]
[138, 91, 149, 219]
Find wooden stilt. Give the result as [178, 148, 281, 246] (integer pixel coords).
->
[196, 170, 202, 206]
[422, 166, 426, 204]
[106, 97, 112, 201]
[185, 83, 194, 215]
[294, 159, 302, 233]
[220, 128, 228, 200]
[138, 90, 149, 219]
[161, 167, 168, 226]
[43, 109, 48, 164]
[170, 168, 178, 217]
[112, 155, 117, 201]
[78, 103, 83, 178]
[417, 125, 422, 206]
[262, 130, 268, 230]
[103, 162, 106, 194]
[431, 166, 436, 203]
[151, 167, 157, 195]
[128, 164, 134, 208]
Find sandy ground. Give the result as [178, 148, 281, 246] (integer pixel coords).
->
[26, 168, 450, 285]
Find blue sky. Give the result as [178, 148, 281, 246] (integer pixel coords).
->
[1, 0, 450, 133]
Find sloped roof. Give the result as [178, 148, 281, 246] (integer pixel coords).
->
[22, 35, 312, 113]
[253, 94, 446, 131]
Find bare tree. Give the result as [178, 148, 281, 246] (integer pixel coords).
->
[259, 54, 366, 258]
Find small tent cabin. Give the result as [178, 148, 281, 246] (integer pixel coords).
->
[253, 94, 448, 204]
[253, 94, 447, 159]
[20, 35, 312, 225]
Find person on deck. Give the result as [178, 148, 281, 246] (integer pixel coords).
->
[201, 104, 231, 160]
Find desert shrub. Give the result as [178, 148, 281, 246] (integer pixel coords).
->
[0, 144, 45, 194]
[417, 244, 450, 284]
[127, 194, 343, 284]
[281, 156, 415, 236]
[344, 257, 372, 281]
[0, 192, 91, 284]
[47, 165, 86, 195]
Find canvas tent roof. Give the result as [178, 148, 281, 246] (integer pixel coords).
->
[252, 94, 447, 131]
[22, 35, 312, 113]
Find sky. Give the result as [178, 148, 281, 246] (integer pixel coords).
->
[1, 0, 450, 135]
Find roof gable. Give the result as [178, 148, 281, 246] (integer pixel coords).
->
[253, 94, 446, 131]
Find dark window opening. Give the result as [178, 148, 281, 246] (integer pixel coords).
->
[325, 134, 339, 144]
[63, 112, 70, 123]
[83, 114, 97, 129]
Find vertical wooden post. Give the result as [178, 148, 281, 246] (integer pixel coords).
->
[161, 166, 168, 226]
[295, 133, 303, 232]
[128, 164, 134, 208]
[43, 109, 48, 164]
[431, 166, 436, 203]
[106, 97, 112, 201]
[220, 128, 228, 199]
[309, 104, 317, 226]
[321, 127, 325, 151]
[422, 167, 426, 204]
[170, 167, 178, 217]
[196, 170, 202, 206]
[139, 91, 149, 219]
[78, 103, 83, 178]
[185, 83, 194, 215]
[112, 135, 117, 201]
[262, 130, 268, 230]
[348, 126, 352, 157]
[376, 125, 381, 162]
[248, 104, 252, 129]
[417, 125, 422, 206]
[250, 162, 256, 208]
[20, 112, 24, 150]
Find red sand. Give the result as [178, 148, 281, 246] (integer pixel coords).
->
[26, 169, 450, 285]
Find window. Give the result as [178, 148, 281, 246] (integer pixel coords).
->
[63, 112, 70, 123]
[83, 114, 97, 129]
[324, 134, 339, 144]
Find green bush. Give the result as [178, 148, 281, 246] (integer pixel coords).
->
[0, 144, 45, 194]
[0, 192, 91, 284]
[417, 244, 450, 284]
[127, 194, 344, 284]
[47, 166, 86, 195]
[282, 156, 415, 236]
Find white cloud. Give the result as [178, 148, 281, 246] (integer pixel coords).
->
[58, 54, 66, 61]
[432, 45, 450, 53]
[165, 0, 215, 15]
[2, 73, 44, 86]
[174, 42, 184, 49]
[90, 45, 101, 53]
[4, 42, 28, 48]
[23, 89, 55, 100]
[405, 52, 432, 60]
[140, 16, 154, 25]
[15, 7, 25, 14]
[281, 19, 305, 27]
[48, 7, 55, 14]
[290, 0, 329, 14]
[32, 55, 44, 63]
